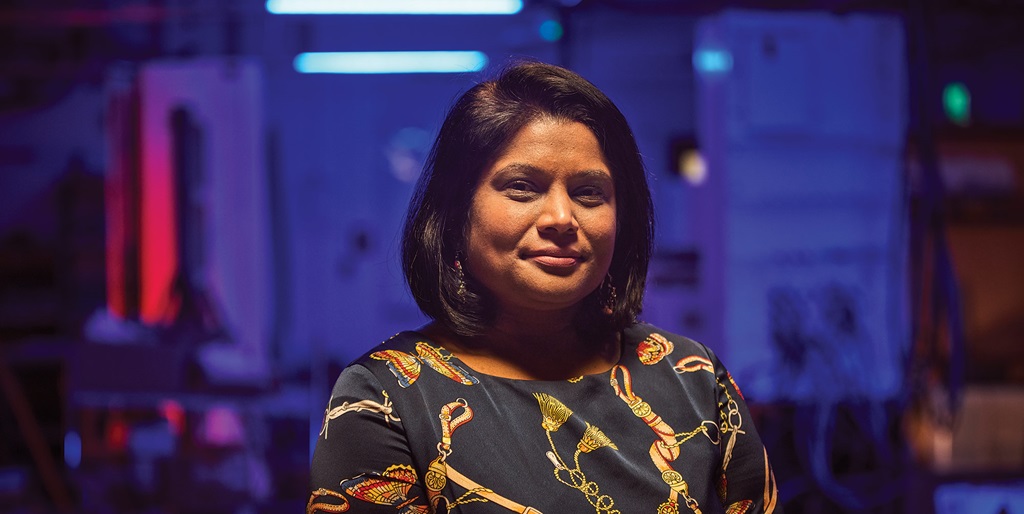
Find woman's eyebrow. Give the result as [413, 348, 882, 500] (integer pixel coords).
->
[574, 169, 613, 180]
[487, 163, 544, 183]
[493, 162, 541, 175]
[487, 164, 612, 185]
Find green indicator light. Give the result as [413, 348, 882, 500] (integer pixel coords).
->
[943, 82, 970, 126]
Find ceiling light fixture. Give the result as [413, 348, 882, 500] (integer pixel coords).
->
[267, 0, 523, 15]
[294, 51, 489, 74]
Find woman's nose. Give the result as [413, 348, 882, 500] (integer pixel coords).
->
[537, 192, 578, 234]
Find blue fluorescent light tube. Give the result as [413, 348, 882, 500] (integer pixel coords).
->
[267, 0, 523, 15]
[294, 51, 488, 74]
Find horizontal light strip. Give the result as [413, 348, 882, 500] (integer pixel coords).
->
[267, 0, 523, 15]
[294, 51, 488, 74]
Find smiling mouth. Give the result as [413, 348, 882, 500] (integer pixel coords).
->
[524, 248, 586, 269]
[530, 255, 581, 268]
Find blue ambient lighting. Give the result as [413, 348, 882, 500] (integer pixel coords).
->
[693, 48, 734, 74]
[539, 19, 564, 42]
[267, 0, 523, 15]
[64, 431, 82, 469]
[294, 51, 488, 74]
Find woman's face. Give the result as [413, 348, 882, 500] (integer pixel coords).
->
[465, 117, 617, 315]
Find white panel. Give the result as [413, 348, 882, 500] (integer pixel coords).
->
[727, 149, 902, 203]
[694, 10, 907, 401]
[741, 27, 812, 133]
[140, 58, 272, 385]
[727, 208, 893, 258]
[724, 252, 899, 400]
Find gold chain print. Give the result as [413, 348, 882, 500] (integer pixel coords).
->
[534, 393, 621, 514]
[309, 464, 431, 513]
[637, 333, 675, 365]
[426, 399, 543, 513]
[371, 342, 479, 388]
[761, 447, 779, 513]
[674, 357, 747, 490]
[718, 381, 744, 475]
[675, 355, 777, 514]
[611, 365, 721, 514]
[319, 390, 400, 440]
[307, 487, 350, 513]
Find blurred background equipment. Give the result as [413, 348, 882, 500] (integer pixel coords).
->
[104, 57, 272, 386]
[691, 10, 907, 402]
[687, 11, 911, 511]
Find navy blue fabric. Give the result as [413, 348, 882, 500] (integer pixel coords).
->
[309, 323, 780, 513]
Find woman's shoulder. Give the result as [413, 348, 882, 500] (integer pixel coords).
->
[620, 323, 736, 401]
[343, 329, 480, 391]
[345, 330, 430, 365]
[343, 330, 426, 371]
[327, 332, 424, 391]
[624, 322, 715, 353]
[614, 323, 737, 378]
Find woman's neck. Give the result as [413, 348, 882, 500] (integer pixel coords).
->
[422, 308, 621, 381]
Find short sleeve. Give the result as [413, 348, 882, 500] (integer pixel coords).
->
[309, 365, 430, 513]
[710, 350, 782, 513]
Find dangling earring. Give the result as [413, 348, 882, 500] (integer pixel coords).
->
[600, 273, 617, 314]
[454, 255, 467, 299]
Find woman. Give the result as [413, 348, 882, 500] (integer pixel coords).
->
[310, 61, 780, 513]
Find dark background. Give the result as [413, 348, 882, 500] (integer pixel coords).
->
[0, 0, 1022, 512]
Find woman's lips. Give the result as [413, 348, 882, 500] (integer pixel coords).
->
[531, 255, 580, 267]
[525, 249, 584, 268]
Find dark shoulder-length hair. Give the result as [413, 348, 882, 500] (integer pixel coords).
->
[401, 60, 654, 337]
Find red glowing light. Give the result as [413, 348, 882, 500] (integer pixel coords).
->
[159, 399, 186, 436]
[106, 416, 129, 453]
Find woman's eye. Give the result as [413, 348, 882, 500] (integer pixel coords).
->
[575, 186, 607, 204]
[502, 180, 538, 200]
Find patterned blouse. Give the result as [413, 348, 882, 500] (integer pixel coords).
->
[309, 323, 780, 513]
